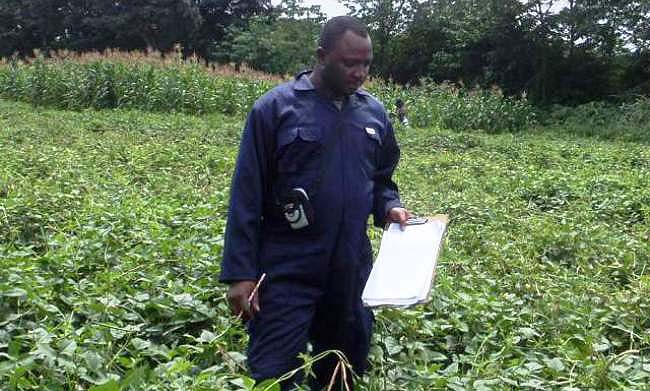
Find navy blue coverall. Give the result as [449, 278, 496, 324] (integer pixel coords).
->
[220, 71, 402, 388]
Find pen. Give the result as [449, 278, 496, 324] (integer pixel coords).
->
[235, 273, 267, 320]
[247, 273, 267, 306]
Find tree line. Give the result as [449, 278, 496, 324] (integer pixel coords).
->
[0, 0, 270, 63]
[1, 0, 648, 105]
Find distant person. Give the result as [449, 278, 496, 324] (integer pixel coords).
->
[220, 15, 410, 390]
[395, 98, 409, 126]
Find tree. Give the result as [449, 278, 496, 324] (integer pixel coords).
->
[213, 0, 325, 74]
[428, 0, 534, 90]
[0, 0, 23, 56]
[66, 0, 203, 52]
[614, 1, 650, 94]
[386, 4, 450, 84]
[520, 0, 640, 103]
[193, 0, 271, 60]
[0, 0, 269, 58]
[344, 0, 418, 78]
[0, 0, 67, 56]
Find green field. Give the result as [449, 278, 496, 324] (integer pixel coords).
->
[1, 98, 649, 390]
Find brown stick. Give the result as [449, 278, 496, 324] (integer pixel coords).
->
[341, 361, 351, 391]
[326, 361, 341, 391]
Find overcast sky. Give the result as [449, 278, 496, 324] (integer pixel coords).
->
[270, 0, 348, 17]
[273, 0, 570, 18]
[304, 0, 349, 16]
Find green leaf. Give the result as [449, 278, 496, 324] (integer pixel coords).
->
[544, 357, 565, 372]
[524, 361, 543, 372]
[429, 351, 448, 362]
[253, 379, 280, 391]
[89, 379, 119, 391]
[199, 329, 216, 343]
[130, 338, 151, 351]
[120, 366, 149, 389]
[83, 351, 104, 371]
[383, 336, 403, 355]
[33, 343, 57, 363]
[227, 351, 247, 363]
[2, 288, 28, 298]
[518, 327, 539, 339]
[60, 340, 77, 357]
[442, 362, 458, 375]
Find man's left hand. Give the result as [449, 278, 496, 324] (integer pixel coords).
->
[387, 207, 411, 230]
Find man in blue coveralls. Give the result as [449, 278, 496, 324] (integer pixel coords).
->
[220, 16, 410, 389]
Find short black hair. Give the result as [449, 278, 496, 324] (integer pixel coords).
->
[319, 16, 369, 51]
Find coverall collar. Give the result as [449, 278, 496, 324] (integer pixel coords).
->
[293, 70, 371, 98]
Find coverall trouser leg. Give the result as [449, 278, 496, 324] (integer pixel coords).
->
[247, 233, 373, 390]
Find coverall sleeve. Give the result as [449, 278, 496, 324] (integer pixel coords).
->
[372, 114, 403, 228]
[220, 104, 273, 283]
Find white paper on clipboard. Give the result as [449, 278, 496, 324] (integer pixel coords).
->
[362, 215, 448, 308]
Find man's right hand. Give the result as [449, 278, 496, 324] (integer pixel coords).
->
[227, 280, 260, 321]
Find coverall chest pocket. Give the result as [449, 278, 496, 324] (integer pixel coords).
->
[276, 126, 323, 174]
[357, 126, 382, 172]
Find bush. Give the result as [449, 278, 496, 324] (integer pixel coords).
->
[542, 97, 650, 143]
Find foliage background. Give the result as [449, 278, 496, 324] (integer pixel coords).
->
[0, 55, 649, 389]
[1, 95, 649, 389]
[1, 0, 649, 389]
[1, 0, 649, 105]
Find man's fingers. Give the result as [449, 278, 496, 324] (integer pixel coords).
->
[229, 296, 246, 319]
[399, 210, 408, 231]
[227, 280, 257, 321]
[242, 297, 254, 320]
[387, 207, 411, 231]
[252, 291, 261, 313]
[227, 294, 240, 316]
[236, 296, 254, 321]
[401, 210, 413, 230]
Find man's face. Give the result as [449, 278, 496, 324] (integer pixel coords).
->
[319, 30, 373, 97]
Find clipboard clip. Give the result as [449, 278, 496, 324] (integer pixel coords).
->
[406, 217, 428, 225]
[383, 216, 429, 230]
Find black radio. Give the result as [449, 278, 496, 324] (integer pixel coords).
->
[280, 187, 314, 230]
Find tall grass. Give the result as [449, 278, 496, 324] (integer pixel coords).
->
[0, 50, 277, 116]
[369, 79, 536, 132]
[542, 98, 650, 143]
[0, 49, 537, 132]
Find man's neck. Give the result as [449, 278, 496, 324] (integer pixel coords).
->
[309, 67, 345, 102]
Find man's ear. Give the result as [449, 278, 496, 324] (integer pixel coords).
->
[316, 47, 327, 65]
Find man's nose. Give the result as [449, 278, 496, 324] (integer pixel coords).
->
[353, 64, 367, 79]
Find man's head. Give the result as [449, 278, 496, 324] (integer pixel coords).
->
[315, 16, 372, 98]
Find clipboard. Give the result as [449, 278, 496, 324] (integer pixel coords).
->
[384, 214, 449, 229]
[364, 214, 449, 308]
